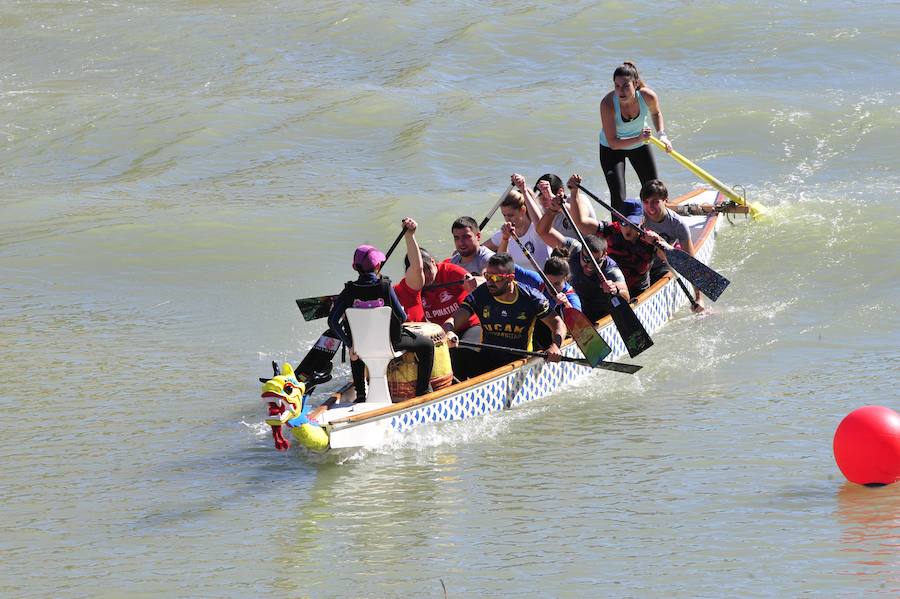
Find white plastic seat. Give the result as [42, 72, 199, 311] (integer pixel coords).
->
[345, 307, 402, 405]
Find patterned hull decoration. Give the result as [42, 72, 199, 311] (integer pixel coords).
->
[327, 189, 723, 442]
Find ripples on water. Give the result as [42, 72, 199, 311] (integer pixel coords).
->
[1, 1, 898, 597]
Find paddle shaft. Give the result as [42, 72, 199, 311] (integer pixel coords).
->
[423, 278, 469, 291]
[379, 227, 406, 271]
[672, 272, 701, 311]
[458, 340, 640, 374]
[557, 201, 617, 291]
[577, 181, 688, 259]
[479, 185, 514, 232]
[510, 231, 561, 298]
[458, 340, 586, 366]
[577, 183, 658, 241]
[648, 136, 765, 218]
[647, 136, 740, 203]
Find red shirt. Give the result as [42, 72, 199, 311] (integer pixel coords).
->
[396, 262, 478, 331]
[424, 262, 478, 330]
[598, 221, 656, 292]
[393, 280, 425, 322]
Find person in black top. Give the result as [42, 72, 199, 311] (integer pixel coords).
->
[328, 243, 434, 401]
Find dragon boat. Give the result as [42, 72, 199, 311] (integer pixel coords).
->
[262, 188, 735, 453]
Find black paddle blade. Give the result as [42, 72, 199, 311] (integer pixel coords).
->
[559, 354, 641, 374]
[664, 248, 730, 302]
[295, 329, 341, 381]
[609, 295, 653, 358]
[295, 295, 336, 321]
[595, 360, 642, 374]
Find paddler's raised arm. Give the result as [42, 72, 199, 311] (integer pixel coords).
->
[497, 221, 513, 254]
[536, 199, 567, 249]
[401, 217, 425, 291]
[565, 174, 600, 237]
[515, 172, 544, 225]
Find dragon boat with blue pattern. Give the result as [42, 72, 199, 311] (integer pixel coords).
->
[271, 188, 730, 453]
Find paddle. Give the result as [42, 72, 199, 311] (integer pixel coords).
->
[672, 272, 702, 312]
[377, 228, 406, 273]
[668, 202, 750, 217]
[458, 340, 641, 375]
[423, 278, 469, 291]
[648, 136, 767, 219]
[577, 184, 730, 301]
[508, 230, 611, 366]
[557, 201, 653, 358]
[296, 295, 337, 321]
[296, 278, 471, 322]
[295, 226, 407, 321]
[479, 185, 514, 232]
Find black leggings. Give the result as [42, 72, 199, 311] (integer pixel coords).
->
[598, 143, 658, 213]
[351, 328, 434, 400]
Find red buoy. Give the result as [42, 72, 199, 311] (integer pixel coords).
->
[833, 406, 900, 486]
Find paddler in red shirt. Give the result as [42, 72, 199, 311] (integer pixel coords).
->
[393, 217, 426, 322]
[394, 243, 481, 345]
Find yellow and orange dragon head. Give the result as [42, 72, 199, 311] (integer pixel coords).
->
[260, 362, 329, 453]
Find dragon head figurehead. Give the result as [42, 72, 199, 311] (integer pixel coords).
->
[261, 362, 306, 423]
[260, 362, 308, 451]
[260, 361, 329, 452]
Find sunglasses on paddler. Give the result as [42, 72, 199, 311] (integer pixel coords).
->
[484, 272, 515, 283]
[580, 251, 605, 265]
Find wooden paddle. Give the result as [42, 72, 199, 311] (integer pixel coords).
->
[508, 231, 611, 366]
[307, 380, 354, 423]
[296, 226, 407, 321]
[458, 340, 641, 374]
[648, 136, 767, 219]
[479, 185, 514, 232]
[576, 184, 730, 301]
[557, 202, 654, 358]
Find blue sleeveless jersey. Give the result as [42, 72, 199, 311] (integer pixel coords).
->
[599, 90, 650, 150]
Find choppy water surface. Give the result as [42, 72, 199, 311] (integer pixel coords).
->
[1, 1, 898, 597]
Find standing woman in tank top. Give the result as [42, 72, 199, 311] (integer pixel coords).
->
[598, 62, 673, 212]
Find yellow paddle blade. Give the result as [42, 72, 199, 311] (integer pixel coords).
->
[649, 136, 769, 220]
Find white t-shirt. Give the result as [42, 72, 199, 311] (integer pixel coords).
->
[552, 199, 598, 238]
[643, 209, 692, 271]
[490, 222, 553, 271]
